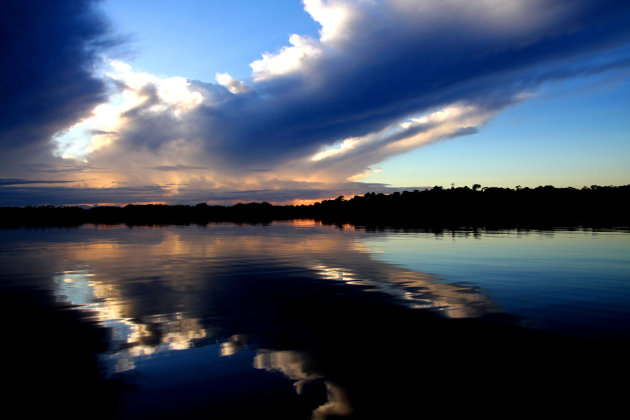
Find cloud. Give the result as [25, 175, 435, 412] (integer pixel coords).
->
[0, 0, 120, 174]
[88, 1, 629, 175]
[0, 179, 75, 187]
[250, 33, 323, 81]
[144, 164, 209, 172]
[0, 181, 424, 206]
[2, 0, 630, 205]
[215, 73, 251, 94]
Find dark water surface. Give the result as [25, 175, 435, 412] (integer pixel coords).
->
[2, 222, 629, 418]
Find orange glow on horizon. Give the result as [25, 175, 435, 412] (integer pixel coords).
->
[290, 198, 330, 206]
[285, 219, 322, 227]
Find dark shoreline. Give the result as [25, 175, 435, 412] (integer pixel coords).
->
[1, 184, 628, 228]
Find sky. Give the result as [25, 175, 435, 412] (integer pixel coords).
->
[1, 0, 629, 206]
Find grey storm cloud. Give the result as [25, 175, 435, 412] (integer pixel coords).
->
[0, 185, 169, 206]
[0, 182, 421, 206]
[0, 0, 120, 173]
[0, 179, 75, 186]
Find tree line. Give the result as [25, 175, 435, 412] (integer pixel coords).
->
[1, 184, 628, 228]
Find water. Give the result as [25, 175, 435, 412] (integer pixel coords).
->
[1, 222, 629, 418]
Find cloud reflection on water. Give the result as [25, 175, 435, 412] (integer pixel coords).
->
[38, 222, 499, 417]
[254, 350, 352, 419]
[12, 222, 504, 418]
[47, 222, 497, 368]
[3, 222, 629, 418]
[53, 268, 209, 373]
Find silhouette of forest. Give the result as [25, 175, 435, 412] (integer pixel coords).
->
[1, 184, 628, 228]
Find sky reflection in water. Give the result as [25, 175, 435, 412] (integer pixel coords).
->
[1, 222, 629, 418]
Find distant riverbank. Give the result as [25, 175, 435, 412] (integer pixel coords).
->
[1, 185, 628, 228]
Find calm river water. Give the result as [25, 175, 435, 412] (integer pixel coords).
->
[1, 222, 629, 418]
